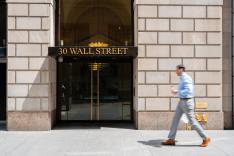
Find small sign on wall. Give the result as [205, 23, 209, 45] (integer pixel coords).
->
[195, 102, 208, 109]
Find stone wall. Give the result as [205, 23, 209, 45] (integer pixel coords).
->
[6, 0, 55, 130]
[5, 0, 226, 130]
[135, 0, 224, 130]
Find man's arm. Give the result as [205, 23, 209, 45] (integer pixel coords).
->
[178, 77, 193, 98]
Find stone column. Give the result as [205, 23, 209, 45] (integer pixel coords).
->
[135, 0, 223, 130]
[6, 0, 55, 130]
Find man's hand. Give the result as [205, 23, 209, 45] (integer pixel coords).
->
[170, 86, 178, 96]
[171, 89, 178, 95]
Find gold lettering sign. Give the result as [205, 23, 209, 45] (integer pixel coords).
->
[57, 47, 129, 56]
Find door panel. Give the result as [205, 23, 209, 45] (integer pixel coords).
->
[59, 62, 91, 120]
[99, 62, 131, 120]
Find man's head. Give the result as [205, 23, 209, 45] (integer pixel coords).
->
[176, 64, 185, 76]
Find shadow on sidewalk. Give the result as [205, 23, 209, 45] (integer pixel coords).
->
[138, 139, 164, 148]
[175, 144, 200, 147]
[138, 139, 200, 148]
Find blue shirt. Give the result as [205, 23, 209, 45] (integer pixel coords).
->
[177, 72, 194, 98]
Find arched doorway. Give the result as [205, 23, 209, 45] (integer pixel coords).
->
[55, 0, 135, 122]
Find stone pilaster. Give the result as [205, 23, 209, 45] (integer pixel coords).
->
[223, 0, 233, 129]
[6, 0, 55, 130]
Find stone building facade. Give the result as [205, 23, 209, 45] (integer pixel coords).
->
[135, 0, 224, 130]
[2, 0, 231, 130]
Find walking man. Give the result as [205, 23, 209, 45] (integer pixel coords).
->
[162, 64, 211, 147]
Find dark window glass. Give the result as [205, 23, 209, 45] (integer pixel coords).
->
[0, 0, 6, 121]
[0, 0, 6, 47]
[56, 0, 133, 46]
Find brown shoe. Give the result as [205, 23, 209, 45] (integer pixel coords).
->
[200, 137, 211, 147]
[162, 139, 176, 146]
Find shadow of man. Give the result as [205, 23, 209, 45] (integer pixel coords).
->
[138, 139, 200, 147]
[138, 139, 164, 148]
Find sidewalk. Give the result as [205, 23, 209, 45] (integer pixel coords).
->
[0, 124, 233, 156]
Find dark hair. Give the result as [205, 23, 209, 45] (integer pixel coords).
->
[176, 64, 185, 71]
